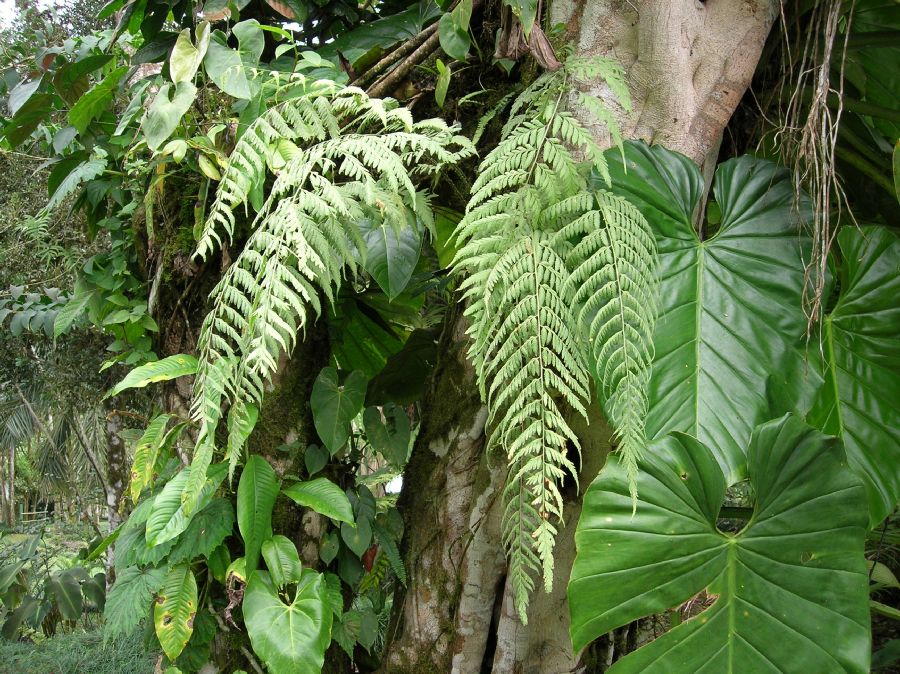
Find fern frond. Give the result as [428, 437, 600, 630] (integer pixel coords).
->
[186, 85, 473, 499]
[556, 191, 657, 496]
[452, 56, 656, 621]
[465, 232, 591, 623]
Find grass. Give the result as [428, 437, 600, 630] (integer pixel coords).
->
[0, 629, 157, 674]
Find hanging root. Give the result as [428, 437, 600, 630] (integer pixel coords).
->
[773, 0, 857, 335]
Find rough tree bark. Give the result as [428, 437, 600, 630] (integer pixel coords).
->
[382, 1, 778, 672]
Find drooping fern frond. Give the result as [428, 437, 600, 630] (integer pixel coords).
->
[554, 191, 657, 497]
[186, 82, 473, 507]
[453, 56, 657, 621]
[482, 232, 591, 613]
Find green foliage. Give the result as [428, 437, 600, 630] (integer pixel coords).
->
[243, 569, 333, 674]
[283, 478, 355, 524]
[143, 82, 199, 151]
[607, 142, 816, 484]
[104, 566, 167, 641]
[188, 85, 471, 493]
[237, 455, 279, 576]
[311, 368, 368, 454]
[167, 498, 235, 564]
[107, 355, 198, 399]
[569, 415, 870, 672]
[0, 532, 105, 641]
[154, 563, 198, 661]
[359, 215, 424, 299]
[130, 414, 173, 502]
[453, 56, 655, 621]
[146, 468, 206, 546]
[0, 629, 156, 674]
[809, 226, 900, 525]
[438, 0, 472, 61]
[261, 535, 303, 587]
[363, 404, 410, 466]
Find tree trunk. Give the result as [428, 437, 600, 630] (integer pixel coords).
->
[383, 2, 778, 671]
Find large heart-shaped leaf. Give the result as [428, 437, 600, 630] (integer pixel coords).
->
[608, 142, 818, 483]
[237, 455, 280, 576]
[169, 21, 210, 84]
[244, 569, 333, 674]
[283, 478, 354, 524]
[568, 415, 870, 672]
[154, 563, 198, 661]
[143, 81, 198, 151]
[203, 22, 263, 100]
[311, 367, 367, 453]
[810, 225, 900, 525]
[359, 216, 423, 299]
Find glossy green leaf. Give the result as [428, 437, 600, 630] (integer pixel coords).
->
[244, 569, 333, 674]
[143, 81, 198, 151]
[311, 367, 368, 453]
[568, 415, 870, 671]
[8, 77, 42, 116]
[82, 572, 106, 611]
[3, 93, 54, 147]
[68, 66, 127, 133]
[809, 225, 900, 525]
[145, 465, 224, 546]
[48, 568, 85, 620]
[207, 544, 231, 584]
[435, 58, 450, 108]
[359, 217, 423, 299]
[261, 535, 303, 588]
[170, 21, 211, 84]
[0, 561, 24, 595]
[237, 455, 279, 576]
[53, 286, 94, 337]
[438, 0, 471, 61]
[304, 444, 328, 476]
[363, 404, 410, 466]
[319, 531, 339, 565]
[893, 140, 900, 204]
[608, 142, 818, 484]
[129, 413, 172, 502]
[154, 564, 198, 661]
[104, 566, 167, 640]
[283, 478, 355, 524]
[168, 498, 235, 564]
[203, 23, 262, 100]
[329, 299, 404, 378]
[1, 596, 41, 639]
[107, 354, 198, 398]
[341, 517, 372, 558]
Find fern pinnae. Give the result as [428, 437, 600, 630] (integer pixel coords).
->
[452, 55, 657, 617]
[558, 191, 657, 500]
[186, 86, 472, 501]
